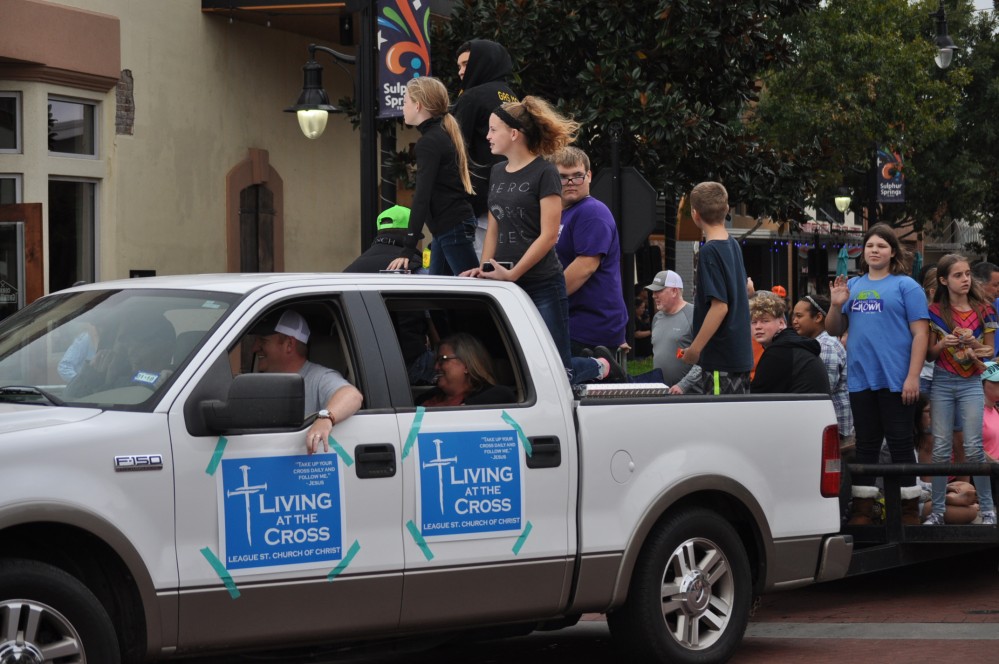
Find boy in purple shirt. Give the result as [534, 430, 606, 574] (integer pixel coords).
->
[551, 147, 628, 354]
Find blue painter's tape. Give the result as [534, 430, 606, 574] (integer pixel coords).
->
[327, 539, 361, 581]
[199, 547, 240, 599]
[406, 519, 434, 561]
[205, 436, 228, 475]
[329, 435, 354, 467]
[501, 411, 533, 457]
[401, 407, 425, 460]
[512, 521, 533, 556]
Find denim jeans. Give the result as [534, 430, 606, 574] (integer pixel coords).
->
[428, 218, 479, 276]
[929, 367, 995, 514]
[849, 389, 917, 488]
[519, 277, 572, 368]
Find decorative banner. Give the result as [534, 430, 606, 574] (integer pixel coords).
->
[876, 146, 905, 203]
[377, 0, 432, 118]
[218, 455, 345, 575]
[415, 430, 524, 541]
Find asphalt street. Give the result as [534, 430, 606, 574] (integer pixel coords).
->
[185, 547, 999, 663]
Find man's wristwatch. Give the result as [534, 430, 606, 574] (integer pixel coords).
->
[316, 409, 336, 425]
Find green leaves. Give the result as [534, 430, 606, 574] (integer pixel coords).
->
[433, 0, 820, 221]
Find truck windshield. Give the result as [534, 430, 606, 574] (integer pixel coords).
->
[0, 289, 237, 410]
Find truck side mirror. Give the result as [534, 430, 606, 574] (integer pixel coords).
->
[200, 373, 305, 434]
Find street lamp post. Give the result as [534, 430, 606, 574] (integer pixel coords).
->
[932, 1, 958, 70]
[286, 1, 379, 253]
[834, 189, 852, 215]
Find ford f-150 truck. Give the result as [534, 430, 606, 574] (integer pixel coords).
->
[0, 274, 851, 663]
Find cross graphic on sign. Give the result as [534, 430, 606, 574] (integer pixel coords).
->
[421, 438, 458, 514]
[226, 464, 267, 546]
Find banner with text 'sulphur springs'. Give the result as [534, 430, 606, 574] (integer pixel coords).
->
[876, 146, 905, 204]
[377, 0, 432, 119]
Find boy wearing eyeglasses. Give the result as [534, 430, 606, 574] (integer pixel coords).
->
[550, 147, 628, 355]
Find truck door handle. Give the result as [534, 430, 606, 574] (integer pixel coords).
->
[354, 444, 397, 479]
[526, 436, 561, 469]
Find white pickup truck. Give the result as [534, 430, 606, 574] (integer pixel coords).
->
[0, 274, 851, 664]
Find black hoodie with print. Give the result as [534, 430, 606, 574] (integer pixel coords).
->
[452, 39, 518, 216]
[751, 328, 831, 395]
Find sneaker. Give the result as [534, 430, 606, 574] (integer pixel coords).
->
[593, 346, 626, 383]
[922, 512, 945, 525]
[981, 511, 997, 526]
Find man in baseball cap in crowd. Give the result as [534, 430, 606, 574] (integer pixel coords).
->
[250, 309, 363, 455]
[646, 270, 703, 394]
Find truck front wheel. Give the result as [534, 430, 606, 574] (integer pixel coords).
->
[608, 508, 751, 663]
[0, 559, 121, 664]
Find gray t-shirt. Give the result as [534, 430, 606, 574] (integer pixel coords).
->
[299, 360, 351, 416]
[652, 303, 701, 390]
[488, 157, 564, 285]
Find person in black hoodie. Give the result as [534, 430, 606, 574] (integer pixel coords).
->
[453, 39, 518, 244]
[387, 77, 479, 276]
[750, 292, 831, 394]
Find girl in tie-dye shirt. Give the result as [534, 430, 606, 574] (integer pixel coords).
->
[925, 254, 997, 526]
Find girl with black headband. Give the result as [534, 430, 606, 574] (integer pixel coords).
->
[461, 97, 620, 384]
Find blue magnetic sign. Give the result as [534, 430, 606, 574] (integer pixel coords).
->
[417, 430, 523, 539]
[220, 455, 343, 573]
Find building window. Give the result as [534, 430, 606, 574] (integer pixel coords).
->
[49, 179, 97, 290]
[0, 175, 21, 205]
[48, 97, 97, 157]
[0, 92, 20, 153]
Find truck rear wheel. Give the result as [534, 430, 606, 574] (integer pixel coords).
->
[608, 508, 751, 663]
[0, 559, 121, 664]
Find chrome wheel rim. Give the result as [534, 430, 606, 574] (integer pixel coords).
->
[0, 599, 86, 664]
[659, 536, 735, 650]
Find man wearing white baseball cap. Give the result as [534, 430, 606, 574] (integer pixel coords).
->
[646, 270, 702, 393]
[251, 309, 363, 455]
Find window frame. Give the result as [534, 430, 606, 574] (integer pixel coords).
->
[47, 94, 99, 159]
[0, 91, 21, 154]
[0, 174, 23, 205]
[47, 176, 100, 289]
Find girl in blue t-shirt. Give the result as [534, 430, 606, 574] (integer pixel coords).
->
[826, 224, 930, 526]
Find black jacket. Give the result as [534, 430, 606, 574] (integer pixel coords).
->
[453, 39, 518, 216]
[751, 329, 831, 395]
[342, 230, 421, 273]
[401, 117, 475, 259]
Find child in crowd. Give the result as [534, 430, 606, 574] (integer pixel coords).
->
[750, 293, 829, 394]
[791, 293, 854, 450]
[827, 223, 929, 526]
[388, 77, 478, 276]
[633, 296, 652, 359]
[681, 182, 753, 395]
[913, 393, 980, 524]
[463, 97, 621, 384]
[981, 361, 999, 462]
[924, 254, 996, 525]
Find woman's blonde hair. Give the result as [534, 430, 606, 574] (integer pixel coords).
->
[406, 77, 474, 195]
[441, 332, 497, 390]
[496, 96, 579, 156]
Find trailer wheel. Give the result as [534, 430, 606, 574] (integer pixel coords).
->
[0, 559, 121, 664]
[608, 508, 751, 663]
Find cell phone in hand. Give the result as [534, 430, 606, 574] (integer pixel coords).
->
[482, 261, 514, 272]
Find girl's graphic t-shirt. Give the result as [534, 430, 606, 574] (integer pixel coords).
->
[487, 157, 563, 286]
[928, 302, 998, 378]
